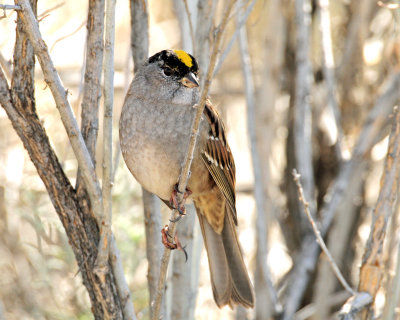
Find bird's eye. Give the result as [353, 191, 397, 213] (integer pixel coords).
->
[163, 67, 173, 77]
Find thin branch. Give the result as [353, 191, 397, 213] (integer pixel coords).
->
[0, 4, 21, 10]
[293, 0, 315, 225]
[182, 0, 195, 53]
[95, 0, 116, 275]
[213, 0, 256, 78]
[295, 290, 350, 320]
[358, 106, 400, 319]
[50, 20, 86, 52]
[283, 71, 400, 319]
[238, 1, 281, 315]
[292, 169, 356, 295]
[151, 2, 236, 319]
[110, 235, 137, 320]
[37, 1, 64, 18]
[14, 0, 103, 222]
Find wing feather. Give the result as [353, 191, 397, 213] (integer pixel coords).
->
[201, 100, 237, 225]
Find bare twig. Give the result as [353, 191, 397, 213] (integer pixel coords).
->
[295, 290, 351, 320]
[37, 1, 64, 18]
[14, 0, 103, 223]
[283, 72, 400, 319]
[142, 189, 162, 317]
[238, 1, 281, 316]
[213, 0, 256, 78]
[182, 0, 195, 53]
[95, 0, 116, 276]
[0, 4, 21, 10]
[339, 292, 373, 320]
[292, 169, 356, 295]
[110, 235, 137, 320]
[358, 106, 400, 319]
[151, 2, 236, 319]
[50, 20, 86, 52]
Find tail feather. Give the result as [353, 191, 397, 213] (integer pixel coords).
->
[196, 206, 254, 308]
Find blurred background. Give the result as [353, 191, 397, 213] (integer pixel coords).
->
[0, 0, 400, 319]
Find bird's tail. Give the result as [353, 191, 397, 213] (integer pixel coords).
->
[196, 206, 254, 308]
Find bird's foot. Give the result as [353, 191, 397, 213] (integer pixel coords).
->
[169, 184, 192, 222]
[161, 225, 188, 262]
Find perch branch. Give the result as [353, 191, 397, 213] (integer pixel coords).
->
[151, 1, 236, 319]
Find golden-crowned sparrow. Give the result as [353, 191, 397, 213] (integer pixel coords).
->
[119, 49, 254, 308]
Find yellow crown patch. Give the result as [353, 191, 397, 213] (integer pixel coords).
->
[173, 49, 193, 68]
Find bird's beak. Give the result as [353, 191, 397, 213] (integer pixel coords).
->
[181, 72, 199, 88]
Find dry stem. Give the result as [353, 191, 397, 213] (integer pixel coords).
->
[358, 106, 400, 319]
[292, 169, 356, 295]
[95, 0, 116, 276]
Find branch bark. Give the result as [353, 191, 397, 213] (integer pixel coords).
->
[14, 0, 103, 229]
[0, 38, 122, 320]
[358, 106, 400, 319]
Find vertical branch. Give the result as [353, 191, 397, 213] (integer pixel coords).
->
[130, 0, 148, 67]
[358, 107, 400, 319]
[152, 2, 236, 319]
[142, 190, 162, 316]
[382, 219, 400, 320]
[195, 0, 216, 81]
[237, 1, 280, 318]
[253, 0, 286, 318]
[293, 0, 315, 225]
[317, 0, 343, 160]
[129, 0, 161, 318]
[78, 0, 104, 158]
[95, 0, 115, 274]
[76, 0, 105, 187]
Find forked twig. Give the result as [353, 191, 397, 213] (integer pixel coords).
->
[151, 1, 236, 319]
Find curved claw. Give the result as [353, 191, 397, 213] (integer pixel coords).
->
[160, 226, 188, 261]
[169, 184, 192, 220]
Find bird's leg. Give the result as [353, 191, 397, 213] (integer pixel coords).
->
[169, 184, 192, 222]
[161, 225, 188, 261]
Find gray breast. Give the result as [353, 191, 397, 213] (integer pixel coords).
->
[119, 84, 201, 200]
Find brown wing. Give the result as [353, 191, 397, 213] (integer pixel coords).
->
[201, 100, 237, 225]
